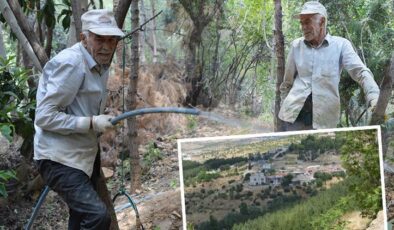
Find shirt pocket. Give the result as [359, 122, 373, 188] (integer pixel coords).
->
[321, 58, 339, 77]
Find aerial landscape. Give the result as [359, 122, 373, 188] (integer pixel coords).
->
[180, 128, 383, 229]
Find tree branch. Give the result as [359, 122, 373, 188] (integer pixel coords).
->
[7, 0, 48, 68]
[369, 55, 394, 125]
[0, 1, 42, 70]
[71, 0, 83, 41]
[114, 0, 132, 29]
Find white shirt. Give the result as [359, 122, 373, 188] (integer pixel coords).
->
[279, 34, 380, 129]
[34, 42, 109, 177]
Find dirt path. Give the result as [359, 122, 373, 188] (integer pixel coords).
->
[341, 211, 373, 229]
[116, 189, 182, 229]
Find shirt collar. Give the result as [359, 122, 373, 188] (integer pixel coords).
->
[79, 42, 98, 70]
[304, 33, 331, 48]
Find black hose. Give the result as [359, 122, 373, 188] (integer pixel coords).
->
[111, 107, 200, 125]
[24, 186, 50, 230]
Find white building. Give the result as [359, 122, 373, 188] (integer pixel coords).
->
[266, 175, 283, 186]
[262, 163, 272, 171]
[249, 172, 266, 186]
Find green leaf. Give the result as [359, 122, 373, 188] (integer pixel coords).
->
[0, 170, 17, 181]
[0, 124, 12, 142]
[0, 184, 7, 198]
[62, 15, 71, 31]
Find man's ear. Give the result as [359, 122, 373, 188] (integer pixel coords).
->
[320, 17, 326, 27]
[80, 33, 87, 46]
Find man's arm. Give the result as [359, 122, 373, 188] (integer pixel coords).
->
[341, 39, 380, 106]
[280, 44, 297, 104]
[35, 59, 91, 135]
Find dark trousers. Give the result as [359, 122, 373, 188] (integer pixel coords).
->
[284, 94, 313, 131]
[37, 153, 111, 230]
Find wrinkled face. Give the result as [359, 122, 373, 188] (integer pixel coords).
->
[300, 14, 325, 44]
[81, 32, 119, 65]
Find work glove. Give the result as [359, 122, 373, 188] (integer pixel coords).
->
[92, 115, 114, 133]
[369, 98, 378, 112]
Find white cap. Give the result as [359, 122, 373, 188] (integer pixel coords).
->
[296, 1, 327, 19]
[81, 9, 125, 37]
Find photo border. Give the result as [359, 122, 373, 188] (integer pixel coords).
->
[177, 125, 387, 230]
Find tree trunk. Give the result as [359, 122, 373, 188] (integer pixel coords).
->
[71, 0, 83, 42]
[179, 0, 223, 106]
[0, 1, 42, 70]
[35, 0, 44, 45]
[149, 0, 158, 63]
[67, 17, 77, 47]
[114, 0, 132, 66]
[115, 0, 132, 28]
[7, 0, 48, 68]
[274, 0, 285, 131]
[45, 26, 54, 57]
[139, 0, 146, 63]
[211, 16, 220, 79]
[67, 1, 87, 46]
[0, 23, 7, 59]
[127, 0, 141, 193]
[369, 55, 394, 125]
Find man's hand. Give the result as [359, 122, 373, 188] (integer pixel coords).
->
[369, 98, 378, 112]
[92, 115, 114, 133]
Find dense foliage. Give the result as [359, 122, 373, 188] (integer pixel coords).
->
[232, 180, 352, 230]
[0, 56, 35, 144]
[339, 129, 382, 217]
[289, 134, 344, 161]
[196, 193, 303, 230]
[183, 157, 247, 186]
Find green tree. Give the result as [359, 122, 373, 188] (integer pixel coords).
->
[239, 202, 248, 215]
[281, 173, 293, 187]
[339, 129, 381, 217]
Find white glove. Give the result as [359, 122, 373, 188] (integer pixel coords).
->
[92, 115, 114, 133]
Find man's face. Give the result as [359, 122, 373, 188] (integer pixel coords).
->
[300, 14, 324, 44]
[82, 32, 119, 65]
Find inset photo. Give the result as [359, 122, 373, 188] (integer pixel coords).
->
[178, 127, 386, 230]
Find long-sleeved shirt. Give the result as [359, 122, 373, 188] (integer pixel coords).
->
[278, 34, 380, 129]
[34, 42, 109, 177]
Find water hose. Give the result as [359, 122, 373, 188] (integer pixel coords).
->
[110, 107, 200, 125]
[24, 186, 50, 230]
[25, 107, 200, 229]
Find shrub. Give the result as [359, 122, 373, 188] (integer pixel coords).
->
[0, 170, 17, 198]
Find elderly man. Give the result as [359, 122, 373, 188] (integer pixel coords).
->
[34, 9, 124, 229]
[279, 1, 380, 130]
